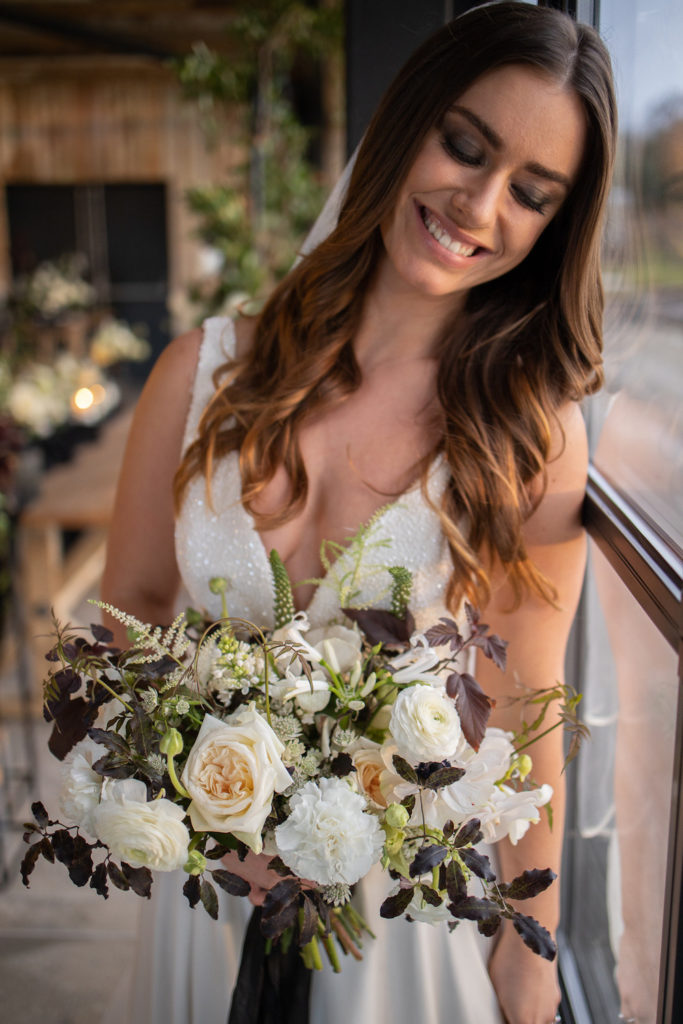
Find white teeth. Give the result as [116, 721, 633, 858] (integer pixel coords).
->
[421, 208, 477, 257]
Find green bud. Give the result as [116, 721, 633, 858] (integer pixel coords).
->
[384, 828, 405, 855]
[160, 728, 184, 758]
[385, 802, 410, 829]
[209, 576, 230, 595]
[183, 850, 207, 875]
[516, 754, 533, 781]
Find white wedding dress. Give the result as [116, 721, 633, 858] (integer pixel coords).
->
[111, 317, 504, 1024]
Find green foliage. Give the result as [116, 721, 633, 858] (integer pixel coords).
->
[270, 548, 296, 628]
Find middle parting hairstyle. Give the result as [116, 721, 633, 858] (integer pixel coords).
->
[175, 1, 617, 611]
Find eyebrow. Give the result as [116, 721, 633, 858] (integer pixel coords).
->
[450, 105, 573, 190]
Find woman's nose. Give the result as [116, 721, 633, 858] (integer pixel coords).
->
[450, 172, 505, 229]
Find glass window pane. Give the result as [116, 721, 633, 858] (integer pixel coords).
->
[564, 542, 679, 1023]
[587, 0, 683, 550]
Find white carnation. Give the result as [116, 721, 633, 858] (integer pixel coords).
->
[93, 778, 190, 870]
[274, 777, 383, 885]
[58, 736, 107, 837]
[389, 684, 465, 764]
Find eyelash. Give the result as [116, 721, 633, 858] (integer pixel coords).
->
[440, 133, 550, 216]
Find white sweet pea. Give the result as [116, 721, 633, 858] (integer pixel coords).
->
[479, 783, 553, 845]
[181, 708, 291, 853]
[389, 684, 465, 764]
[92, 778, 190, 870]
[389, 636, 442, 685]
[274, 777, 383, 885]
[436, 728, 515, 821]
[58, 736, 107, 837]
[406, 888, 452, 925]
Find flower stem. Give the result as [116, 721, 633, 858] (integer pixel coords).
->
[166, 754, 190, 799]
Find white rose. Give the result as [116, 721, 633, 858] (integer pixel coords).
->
[92, 778, 190, 870]
[479, 783, 553, 846]
[389, 684, 465, 765]
[59, 736, 107, 837]
[274, 777, 384, 885]
[181, 708, 291, 853]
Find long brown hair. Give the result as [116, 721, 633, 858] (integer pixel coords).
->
[175, 1, 617, 610]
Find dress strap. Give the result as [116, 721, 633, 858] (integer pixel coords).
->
[181, 317, 237, 453]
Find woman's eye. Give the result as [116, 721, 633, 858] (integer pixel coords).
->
[512, 185, 551, 215]
[441, 133, 483, 167]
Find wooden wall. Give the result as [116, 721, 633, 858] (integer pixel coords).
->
[0, 56, 245, 333]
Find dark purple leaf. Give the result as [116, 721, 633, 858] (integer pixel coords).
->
[460, 847, 495, 882]
[265, 857, 292, 877]
[200, 879, 219, 919]
[298, 895, 319, 946]
[122, 862, 153, 898]
[443, 820, 455, 839]
[423, 765, 465, 791]
[424, 617, 464, 652]
[512, 912, 557, 961]
[448, 895, 499, 922]
[183, 874, 201, 908]
[48, 697, 99, 760]
[452, 818, 483, 849]
[392, 754, 418, 785]
[40, 837, 55, 863]
[477, 914, 501, 938]
[31, 801, 50, 829]
[445, 860, 467, 902]
[445, 672, 495, 752]
[88, 728, 129, 755]
[107, 861, 130, 891]
[342, 607, 415, 648]
[67, 837, 93, 886]
[380, 886, 415, 919]
[90, 862, 109, 898]
[330, 752, 354, 777]
[472, 632, 508, 671]
[419, 885, 443, 907]
[498, 868, 556, 901]
[91, 623, 114, 644]
[409, 844, 448, 878]
[211, 869, 251, 897]
[51, 829, 75, 865]
[400, 794, 416, 817]
[20, 842, 42, 887]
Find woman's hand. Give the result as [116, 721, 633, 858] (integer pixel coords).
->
[222, 850, 286, 906]
[488, 925, 561, 1024]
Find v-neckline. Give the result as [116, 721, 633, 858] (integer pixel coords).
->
[237, 453, 448, 616]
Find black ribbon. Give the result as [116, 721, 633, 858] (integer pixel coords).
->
[228, 907, 312, 1024]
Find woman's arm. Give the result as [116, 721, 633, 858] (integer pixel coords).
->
[101, 328, 203, 646]
[478, 401, 589, 1024]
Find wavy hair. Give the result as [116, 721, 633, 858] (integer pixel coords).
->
[175, 1, 617, 610]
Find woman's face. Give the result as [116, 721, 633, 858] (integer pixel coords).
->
[379, 64, 587, 301]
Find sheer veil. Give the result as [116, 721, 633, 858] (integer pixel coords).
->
[295, 147, 359, 262]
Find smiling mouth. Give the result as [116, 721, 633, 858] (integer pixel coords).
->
[419, 206, 481, 257]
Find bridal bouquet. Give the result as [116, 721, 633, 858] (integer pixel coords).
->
[23, 539, 585, 971]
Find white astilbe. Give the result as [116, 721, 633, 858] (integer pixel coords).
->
[92, 603, 192, 664]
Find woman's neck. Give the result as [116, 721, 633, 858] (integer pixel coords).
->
[354, 255, 467, 371]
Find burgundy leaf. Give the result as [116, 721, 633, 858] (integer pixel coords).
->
[90, 862, 109, 899]
[477, 914, 502, 938]
[472, 632, 508, 671]
[342, 607, 414, 648]
[122, 862, 153, 898]
[452, 818, 483, 849]
[298, 895, 319, 946]
[446, 672, 495, 751]
[90, 623, 114, 644]
[460, 847, 495, 882]
[31, 801, 50, 829]
[424, 617, 464, 652]
[48, 697, 99, 760]
[498, 868, 556, 901]
[409, 844, 448, 878]
[211, 869, 251, 897]
[20, 842, 42, 887]
[183, 874, 201, 908]
[448, 895, 499, 922]
[107, 860, 130, 891]
[200, 879, 219, 920]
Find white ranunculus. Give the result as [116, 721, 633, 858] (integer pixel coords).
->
[389, 684, 465, 765]
[181, 708, 291, 852]
[58, 736, 107, 837]
[479, 783, 554, 846]
[92, 778, 190, 870]
[274, 777, 384, 885]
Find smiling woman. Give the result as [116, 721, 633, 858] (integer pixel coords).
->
[379, 65, 587, 298]
[101, 4, 617, 1024]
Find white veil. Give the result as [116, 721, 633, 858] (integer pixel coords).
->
[295, 147, 359, 263]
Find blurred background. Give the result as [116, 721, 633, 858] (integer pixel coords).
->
[0, 2, 680, 1023]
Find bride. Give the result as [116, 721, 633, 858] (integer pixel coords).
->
[101, 4, 616, 1023]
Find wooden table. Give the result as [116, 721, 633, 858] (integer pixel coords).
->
[15, 409, 133, 700]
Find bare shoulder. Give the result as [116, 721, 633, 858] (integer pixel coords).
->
[234, 314, 258, 360]
[525, 401, 588, 546]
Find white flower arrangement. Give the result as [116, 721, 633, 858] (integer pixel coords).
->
[24, 537, 588, 974]
[89, 319, 151, 367]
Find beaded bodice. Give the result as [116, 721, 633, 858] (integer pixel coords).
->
[175, 317, 454, 631]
